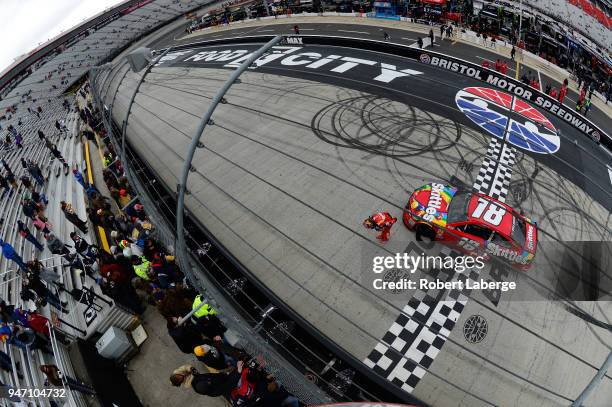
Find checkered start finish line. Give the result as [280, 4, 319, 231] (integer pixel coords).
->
[364, 133, 516, 393]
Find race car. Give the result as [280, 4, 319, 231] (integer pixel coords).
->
[403, 182, 537, 270]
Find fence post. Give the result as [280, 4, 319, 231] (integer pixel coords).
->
[175, 35, 282, 266]
[571, 351, 612, 407]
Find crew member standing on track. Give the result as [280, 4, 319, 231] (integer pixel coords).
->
[559, 82, 567, 104]
[481, 59, 490, 70]
[550, 87, 558, 99]
[383, 31, 390, 41]
[501, 61, 508, 75]
[363, 212, 397, 242]
[429, 28, 434, 46]
[293, 25, 299, 35]
[510, 45, 516, 60]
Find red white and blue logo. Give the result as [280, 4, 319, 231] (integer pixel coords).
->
[455, 87, 560, 154]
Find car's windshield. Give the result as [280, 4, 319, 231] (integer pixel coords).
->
[447, 191, 471, 224]
[511, 214, 527, 247]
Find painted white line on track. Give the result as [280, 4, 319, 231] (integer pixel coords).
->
[300, 28, 315, 31]
[401, 37, 417, 41]
[608, 166, 612, 186]
[537, 69, 542, 89]
[257, 29, 274, 32]
[338, 29, 370, 35]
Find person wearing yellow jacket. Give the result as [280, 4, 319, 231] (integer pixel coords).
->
[132, 256, 152, 280]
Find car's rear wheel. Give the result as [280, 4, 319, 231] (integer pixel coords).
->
[415, 223, 436, 242]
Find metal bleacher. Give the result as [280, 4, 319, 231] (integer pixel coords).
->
[0, 93, 104, 405]
[0, 1, 220, 405]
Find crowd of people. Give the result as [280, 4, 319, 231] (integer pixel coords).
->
[82, 83, 301, 405]
[0, 81, 304, 404]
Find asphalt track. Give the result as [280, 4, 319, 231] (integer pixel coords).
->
[99, 23, 612, 407]
[156, 41, 612, 212]
[150, 21, 612, 135]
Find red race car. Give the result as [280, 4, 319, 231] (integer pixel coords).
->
[403, 183, 537, 269]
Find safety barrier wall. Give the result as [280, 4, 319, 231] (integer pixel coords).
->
[164, 34, 612, 150]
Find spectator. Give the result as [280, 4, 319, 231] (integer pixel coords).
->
[60, 201, 88, 233]
[170, 364, 238, 397]
[254, 375, 299, 407]
[26, 312, 51, 337]
[118, 189, 131, 208]
[0, 174, 11, 196]
[40, 365, 96, 395]
[32, 215, 52, 234]
[17, 220, 44, 251]
[0, 349, 20, 377]
[194, 344, 229, 371]
[15, 134, 23, 149]
[166, 317, 206, 354]
[73, 166, 86, 189]
[230, 361, 258, 405]
[0, 239, 28, 272]
[125, 203, 146, 222]
[69, 232, 98, 261]
[44, 233, 71, 256]
[21, 274, 67, 312]
[48, 143, 69, 170]
[194, 314, 227, 345]
[20, 175, 32, 190]
[27, 260, 60, 285]
[1, 324, 52, 354]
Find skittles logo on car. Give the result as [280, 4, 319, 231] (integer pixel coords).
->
[455, 87, 560, 154]
[410, 183, 457, 227]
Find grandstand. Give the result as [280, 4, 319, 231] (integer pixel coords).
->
[520, 0, 611, 53]
[0, 1, 224, 405]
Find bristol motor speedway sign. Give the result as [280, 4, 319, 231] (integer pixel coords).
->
[421, 54, 605, 144]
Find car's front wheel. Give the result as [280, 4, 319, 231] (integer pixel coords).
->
[415, 223, 436, 242]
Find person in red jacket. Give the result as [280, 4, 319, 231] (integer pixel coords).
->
[494, 59, 502, 72]
[558, 84, 567, 103]
[549, 87, 558, 98]
[100, 262, 132, 285]
[230, 361, 257, 404]
[27, 312, 50, 337]
[501, 61, 508, 75]
[481, 59, 490, 69]
[363, 212, 397, 241]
